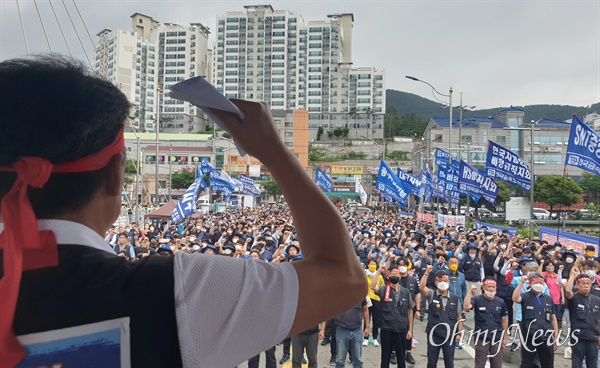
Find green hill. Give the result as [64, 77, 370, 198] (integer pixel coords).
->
[386, 89, 600, 123]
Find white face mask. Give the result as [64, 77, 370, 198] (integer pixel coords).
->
[548, 251, 555, 257]
[484, 291, 496, 298]
[469, 253, 476, 258]
[380, 247, 386, 253]
[586, 270, 596, 278]
[437, 282, 449, 291]
[566, 258, 574, 264]
[527, 272, 536, 278]
[418, 249, 424, 255]
[500, 245, 507, 250]
[531, 284, 544, 293]
[386, 233, 391, 238]
[399, 266, 408, 274]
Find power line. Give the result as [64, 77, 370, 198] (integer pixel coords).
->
[48, 0, 73, 57]
[60, 0, 92, 67]
[15, 0, 30, 57]
[72, 0, 95, 49]
[33, 0, 53, 52]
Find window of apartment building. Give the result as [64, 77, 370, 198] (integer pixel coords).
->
[357, 98, 371, 104]
[434, 134, 443, 142]
[496, 136, 507, 143]
[309, 43, 322, 49]
[225, 71, 238, 75]
[284, 132, 294, 137]
[461, 135, 473, 143]
[285, 142, 293, 147]
[309, 27, 322, 32]
[272, 86, 284, 91]
[308, 99, 320, 104]
[272, 78, 284, 83]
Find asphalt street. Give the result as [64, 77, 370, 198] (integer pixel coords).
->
[275, 314, 574, 368]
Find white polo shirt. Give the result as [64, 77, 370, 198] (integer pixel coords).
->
[5, 220, 299, 368]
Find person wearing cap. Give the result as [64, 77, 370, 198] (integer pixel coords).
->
[512, 272, 559, 368]
[566, 265, 600, 368]
[0, 57, 367, 368]
[464, 276, 509, 368]
[114, 232, 137, 261]
[420, 266, 463, 368]
[370, 265, 414, 368]
[447, 256, 467, 307]
[460, 242, 485, 297]
[585, 246, 598, 262]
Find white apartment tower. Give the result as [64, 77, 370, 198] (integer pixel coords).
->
[214, 5, 386, 140]
[95, 13, 211, 133]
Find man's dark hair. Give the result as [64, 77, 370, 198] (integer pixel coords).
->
[0, 56, 130, 218]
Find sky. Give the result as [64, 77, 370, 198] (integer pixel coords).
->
[1, 0, 599, 110]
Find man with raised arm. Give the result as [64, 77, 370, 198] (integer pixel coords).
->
[0, 56, 366, 368]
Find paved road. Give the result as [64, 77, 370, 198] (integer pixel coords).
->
[275, 313, 574, 367]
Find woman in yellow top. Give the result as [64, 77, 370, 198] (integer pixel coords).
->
[365, 259, 385, 347]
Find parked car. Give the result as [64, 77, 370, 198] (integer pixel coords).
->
[474, 208, 501, 218]
[575, 209, 600, 219]
[533, 208, 551, 219]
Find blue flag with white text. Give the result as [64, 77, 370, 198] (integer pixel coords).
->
[210, 176, 236, 197]
[485, 140, 531, 192]
[376, 160, 410, 204]
[315, 167, 333, 192]
[200, 157, 220, 178]
[397, 168, 423, 197]
[458, 160, 499, 204]
[566, 115, 600, 176]
[171, 177, 206, 223]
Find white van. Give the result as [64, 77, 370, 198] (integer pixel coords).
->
[533, 208, 550, 219]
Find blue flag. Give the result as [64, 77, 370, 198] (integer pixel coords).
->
[210, 176, 236, 197]
[315, 167, 333, 192]
[485, 140, 531, 192]
[376, 160, 410, 204]
[396, 168, 423, 197]
[566, 115, 600, 176]
[435, 148, 450, 166]
[171, 177, 206, 223]
[201, 157, 220, 178]
[458, 160, 499, 204]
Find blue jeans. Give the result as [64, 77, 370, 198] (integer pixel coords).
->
[336, 326, 363, 368]
[581, 347, 600, 368]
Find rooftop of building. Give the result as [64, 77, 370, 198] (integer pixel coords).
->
[430, 117, 506, 129]
[124, 132, 212, 141]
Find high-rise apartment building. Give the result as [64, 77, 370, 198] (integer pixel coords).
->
[95, 13, 211, 134]
[213, 5, 386, 140]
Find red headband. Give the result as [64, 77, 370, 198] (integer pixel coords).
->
[0, 128, 124, 367]
[436, 275, 450, 281]
[529, 276, 545, 283]
[577, 276, 592, 283]
[482, 279, 497, 286]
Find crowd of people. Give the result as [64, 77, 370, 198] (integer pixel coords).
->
[106, 202, 600, 368]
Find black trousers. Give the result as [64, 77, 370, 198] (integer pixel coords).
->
[520, 335, 554, 368]
[572, 338, 599, 368]
[248, 346, 276, 368]
[427, 333, 455, 368]
[329, 322, 337, 358]
[380, 329, 406, 368]
[282, 337, 291, 355]
[502, 297, 514, 327]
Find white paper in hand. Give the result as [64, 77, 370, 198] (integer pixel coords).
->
[170, 77, 247, 156]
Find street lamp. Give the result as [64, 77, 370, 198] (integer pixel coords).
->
[359, 135, 383, 159]
[406, 76, 453, 208]
[456, 92, 476, 161]
[504, 120, 541, 238]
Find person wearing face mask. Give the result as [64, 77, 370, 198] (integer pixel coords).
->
[446, 256, 467, 307]
[413, 243, 432, 321]
[370, 266, 414, 368]
[420, 267, 463, 368]
[542, 262, 565, 334]
[464, 277, 509, 368]
[566, 268, 600, 368]
[505, 261, 550, 351]
[461, 243, 484, 297]
[396, 257, 420, 365]
[365, 259, 385, 348]
[512, 272, 559, 368]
